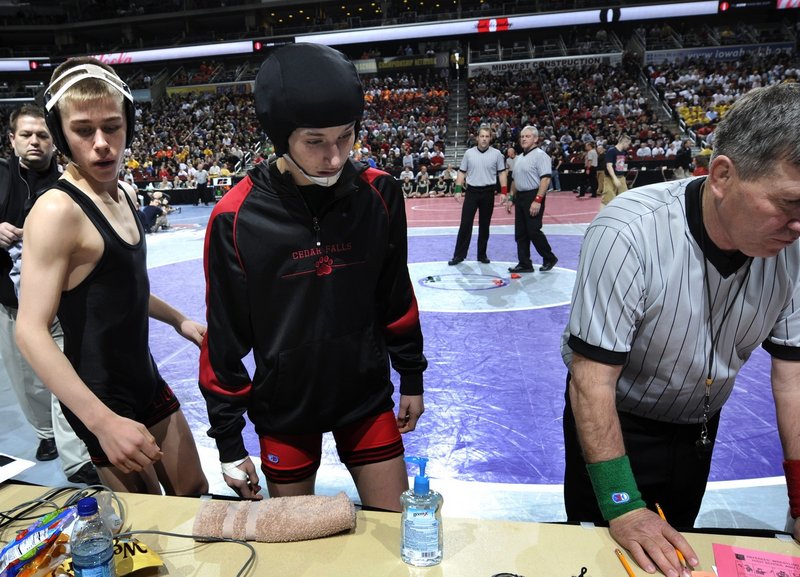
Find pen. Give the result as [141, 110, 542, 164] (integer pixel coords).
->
[615, 548, 636, 577]
[655, 502, 687, 566]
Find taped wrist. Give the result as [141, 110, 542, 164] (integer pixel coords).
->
[500, 185, 508, 195]
[454, 184, 463, 194]
[222, 457, 249, 481]
[586, 455, 646, 521]
[784, 459, 800, 518]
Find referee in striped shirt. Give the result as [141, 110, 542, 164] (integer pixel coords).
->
[448, 125, 508, 265]
[561, 82, 800, 577]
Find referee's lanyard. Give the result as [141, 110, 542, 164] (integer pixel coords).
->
[697, 184, 752, 458]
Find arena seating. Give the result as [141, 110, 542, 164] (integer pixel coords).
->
[2, 19, 798, 195]
[648, 53, 800, 146]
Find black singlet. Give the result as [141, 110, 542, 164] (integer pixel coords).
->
[51, 180, 167, 412]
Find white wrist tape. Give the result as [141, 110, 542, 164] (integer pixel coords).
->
[221, 457, 249, 481]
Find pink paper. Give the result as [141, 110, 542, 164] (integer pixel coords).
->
[713, 542, 800, 576]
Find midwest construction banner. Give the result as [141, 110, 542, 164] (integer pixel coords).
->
[468, 53, 622, 77]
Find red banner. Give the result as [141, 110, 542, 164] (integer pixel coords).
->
[477, 18, 509, 33]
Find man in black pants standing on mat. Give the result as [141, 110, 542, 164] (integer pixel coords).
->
[507, 126, 558, 273]
[448, 125, 507, 265]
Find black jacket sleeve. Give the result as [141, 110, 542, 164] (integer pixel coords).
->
[200, 208, 254, 462]
[370, 171, 427, 395]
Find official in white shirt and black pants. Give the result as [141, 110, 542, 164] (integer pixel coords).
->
[448, 125, 508, 265]
[508, 126, 558, 273]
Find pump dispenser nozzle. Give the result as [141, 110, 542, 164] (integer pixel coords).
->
[405, 456, 430, 495]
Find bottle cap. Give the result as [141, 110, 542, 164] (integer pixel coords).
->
[77, 496, 98, 517]
[405, 456, 430, 495]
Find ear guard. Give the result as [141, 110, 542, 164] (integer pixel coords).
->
[43, 64, 135, 157]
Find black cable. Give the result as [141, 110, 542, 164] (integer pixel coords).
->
[116, 529, 256, 577]
[0, 486, 78, 533]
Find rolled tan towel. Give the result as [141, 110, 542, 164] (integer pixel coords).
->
[192, 492, 356, 543]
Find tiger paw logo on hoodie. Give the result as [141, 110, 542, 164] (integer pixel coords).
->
[315, 256, 334, 276]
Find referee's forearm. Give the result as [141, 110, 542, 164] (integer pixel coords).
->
[771, 358, 800, 460]
[569, 353, 626, 463]
[538, 177, 551, 196]
[499, 171, 508, 189]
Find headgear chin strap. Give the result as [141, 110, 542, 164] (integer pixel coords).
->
[43, 63, 135, 158]
[283, 154, 345, 187]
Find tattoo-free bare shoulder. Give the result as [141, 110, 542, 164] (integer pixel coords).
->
[25, 185, 91, 255]
[29, 186, 86, 226]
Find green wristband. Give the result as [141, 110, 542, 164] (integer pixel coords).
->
[454, 184, 463, 194]
[586, 455, 646, 521]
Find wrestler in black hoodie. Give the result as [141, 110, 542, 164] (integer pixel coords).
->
[200, 44, 427, 493]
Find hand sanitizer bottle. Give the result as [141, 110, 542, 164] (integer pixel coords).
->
[400, 456, 443, 566]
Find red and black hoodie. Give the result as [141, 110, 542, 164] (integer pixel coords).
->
[200, 157, 427, 462]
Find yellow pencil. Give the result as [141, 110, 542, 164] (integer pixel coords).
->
[615, 548, 636, 577]
[655, 502, 687, 566]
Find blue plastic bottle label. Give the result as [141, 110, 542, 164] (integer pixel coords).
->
[74, 564, 114, 577]
[402, 507, 439, 560]
[72, 539, 115, 577]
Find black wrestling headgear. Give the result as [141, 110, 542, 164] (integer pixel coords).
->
[254, 43, 364, 157]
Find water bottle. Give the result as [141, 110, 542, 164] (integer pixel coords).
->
[70, 497, 116, 577]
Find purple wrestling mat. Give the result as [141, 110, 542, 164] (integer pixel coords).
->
[147, 233, 782, 486]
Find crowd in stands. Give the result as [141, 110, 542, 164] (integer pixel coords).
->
[465, 57, 684, 167]
[125, 60, 261, 90]
[540, 58, 681, 162]
[169, 61, 222, 86]
[0, 92, 264, 188]
[563, 26, 622, 56]
[637, 20, 794, 51]
[466, 68, 546, 152]
[5, 68, 457, 196]
[357, 71, 451, 179]
[121, 91, 262, 186]
[648, 52, 800, 147]
[0, 70, 454, 193]
[4, 28, 800, 201]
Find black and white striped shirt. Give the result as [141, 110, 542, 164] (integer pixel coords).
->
[459, 146, 506, 188]
[562, 177, 800, 423]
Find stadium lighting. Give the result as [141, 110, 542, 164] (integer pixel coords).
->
[0, 0, 747, 69]
[86, 41, 255, 65]
[0, 59, 41, 72]
[301, 1, 719, 46]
